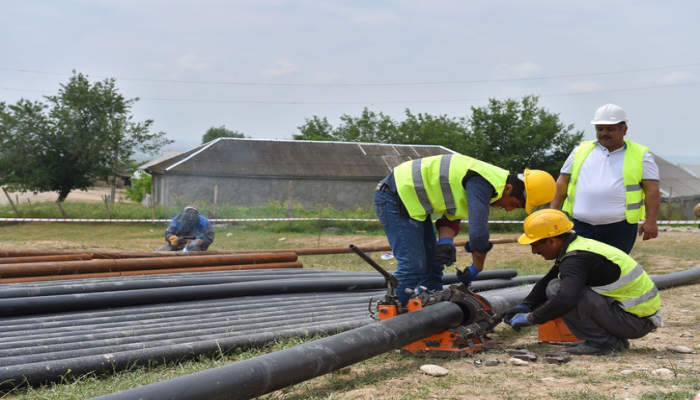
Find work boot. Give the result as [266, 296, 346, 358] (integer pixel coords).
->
[621, 338, 630, 349]
[561, 340, 624, 356]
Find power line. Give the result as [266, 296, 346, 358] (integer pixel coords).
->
[1, 63, 699, 87]
[2, 81, 698, 105]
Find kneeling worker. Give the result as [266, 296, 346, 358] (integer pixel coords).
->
[156, 206, 215, 251]
[503, 209, 663, 355]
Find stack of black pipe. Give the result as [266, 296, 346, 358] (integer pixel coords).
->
[0, 268, 535, 390]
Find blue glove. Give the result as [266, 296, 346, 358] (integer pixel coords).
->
[510, 313, 534, 332]
[502, 304, 532, 325]
[435, 238, 457, 266]
[456, 265, 480, 285]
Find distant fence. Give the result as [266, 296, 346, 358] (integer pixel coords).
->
[0, 218, 698, 225]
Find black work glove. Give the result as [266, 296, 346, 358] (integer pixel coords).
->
[502, 304, 532, 325]
[435, 238, 457, 266]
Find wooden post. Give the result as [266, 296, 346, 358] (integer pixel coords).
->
[213, 185, 218, 218]
[1, 187, 21, 218]
[56, 201, 68, 218]
[102, 195, 111, 219]
[151, 180, 156, 222]
[287, 181, 293, 218]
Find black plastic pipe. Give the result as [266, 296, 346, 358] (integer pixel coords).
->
[0, 268, 519, 299]
[651, 266, 700, 289]
[0, 270, 381, 298]
[90, 302, 465, 400]
[0, 270, 521, 317]
[0, 296, 370, 339]
[0, 291, 379, 333]
[0, 320, 369, 391]
[90, 267, 700, 400]
[0, 312, 374, 367]
[0, 277, 388, 317]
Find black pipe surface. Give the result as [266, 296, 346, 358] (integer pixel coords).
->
[91, 302, 465, 400]
[0, 269, 519, 299]
[0, 320, 370, 391]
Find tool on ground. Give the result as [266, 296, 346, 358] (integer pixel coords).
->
[538, 317, 580, 343]
[350, 244, 498, 357]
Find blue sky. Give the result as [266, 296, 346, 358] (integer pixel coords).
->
[2, 1, 699, 164]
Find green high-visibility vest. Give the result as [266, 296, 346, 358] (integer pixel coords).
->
[563, 140, 648, 223]
[562, 236, 660, 317]
[393, 154, 509, 221]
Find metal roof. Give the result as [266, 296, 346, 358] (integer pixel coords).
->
[144, 138, 455, 179]
[678, 164, 700, 179]
[653, 153, 700, 198]
[136, 151, 184, 171]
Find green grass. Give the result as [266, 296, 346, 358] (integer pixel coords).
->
[0, 200, 698, 399]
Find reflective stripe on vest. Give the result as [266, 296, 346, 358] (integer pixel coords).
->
[564, 236, 660, 317]
[393, 154, 509, 221]
[563, 140, 648, 223]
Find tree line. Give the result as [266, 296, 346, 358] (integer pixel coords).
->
[0, 72, 583, 202]
[293, 96, 583, 177]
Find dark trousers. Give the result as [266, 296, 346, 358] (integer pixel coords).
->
[547, 279, 656, 349]
[573, 219, 638, 254]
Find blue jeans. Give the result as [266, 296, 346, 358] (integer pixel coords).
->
[374, 188, 444, 306]
[573, 219, 638, 254]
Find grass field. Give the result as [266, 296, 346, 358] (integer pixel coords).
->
[0, 218, 698, 399]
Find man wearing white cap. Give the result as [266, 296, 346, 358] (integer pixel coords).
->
[550, 104, 660, 254]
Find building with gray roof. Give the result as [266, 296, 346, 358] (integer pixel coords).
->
[144, 138, 455, 209]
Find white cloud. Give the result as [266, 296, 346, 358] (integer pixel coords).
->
[658, 71, 698, 85]
[565, 81, 608, 92]
[259, 59, 298, 77]
[175, 55, 211, 71]
[350, 12, 399, 24]
[493, 63, 542, 79]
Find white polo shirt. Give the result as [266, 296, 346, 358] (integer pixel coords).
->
[560, 142, 659, 225]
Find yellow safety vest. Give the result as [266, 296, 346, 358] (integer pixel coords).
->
[563, 140, 648, 223]
[563, 236, 660, 317]
[393, 154, 509, 221]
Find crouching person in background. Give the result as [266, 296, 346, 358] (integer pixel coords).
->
[503, 209, 662, 355]
[155, 206, 215, 251]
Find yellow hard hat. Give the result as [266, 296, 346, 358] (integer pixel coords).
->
[518, 209, 574, 244]
[523, 169, 556, 214]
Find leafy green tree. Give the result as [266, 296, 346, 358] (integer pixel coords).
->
[126, 173, 152, 203]
[467, 95, 583, 176]
[293, 116, 335, 141]
[293, 96, 582, 176]
[202, 126, 248, 144]
[295, 108, 399, 143]
[334, 108, 400, 143]
[398, 110, 469, 152]
[0, 72, 172, 201]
